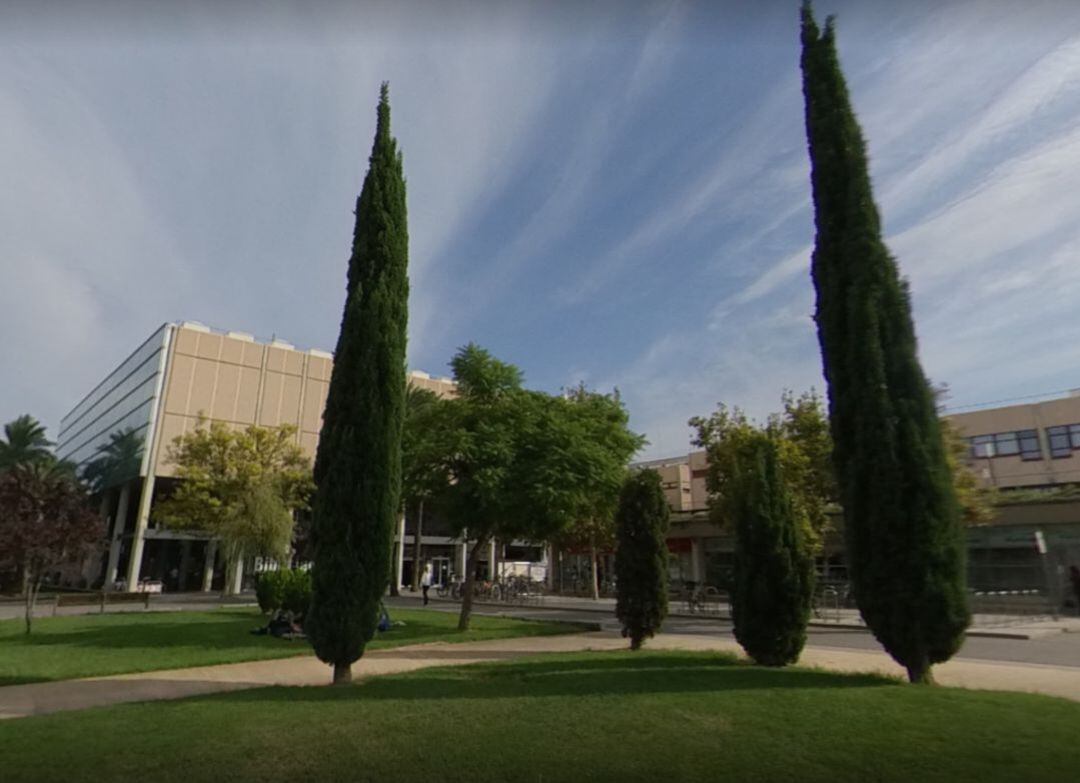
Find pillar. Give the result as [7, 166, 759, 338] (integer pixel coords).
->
[487, 538, 497, 581]
[690, 538, 703, 584]
[395, 513, 406, 591]
[125, 476, 156, 589]
[105, 482, 132, 588]
[455, 540, 466, 581]
[231, 556, 245, 595]
[201, 540, 217, 592]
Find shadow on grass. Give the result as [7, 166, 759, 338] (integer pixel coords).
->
[214, 652, 897, 706]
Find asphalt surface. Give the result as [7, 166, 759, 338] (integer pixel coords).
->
[388, 597, 1080, 669]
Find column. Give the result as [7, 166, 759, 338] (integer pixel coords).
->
[690, 538, 703, 583]
[395, 514, 406, 591]
[232, 556, 245, 595]
[487, 538, 497, 581]
[125, 475, 157, 589]
[455, 541, 466, 580]
[105, 483, 132, 588]
[201, 540, 218, 592]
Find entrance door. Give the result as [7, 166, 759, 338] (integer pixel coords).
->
[432, 556, 451, 587]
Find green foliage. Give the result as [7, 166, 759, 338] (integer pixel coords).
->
[941, 417, 998, 525]
[729, 434, 813, 666]
[402, 386, 451, 508]
[691, 390, 834, 553]
[800, 2, 968, 683]
[0, 463, 103, 632]
[154, 420, 312, 593]
[307, 83, 409, 679]
[255, 570, 286, 615]
[0, 415, 53, 472]
[256, 569, 312, 617]
[437, 345, 623, 629]
[282, 568, 313, 616]
[614, 470, 670, 650]
[557, 384, 646, 550]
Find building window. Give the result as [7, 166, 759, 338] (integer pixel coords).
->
[1045, 424, 1080, 459]
[969, 430, 1042, 461]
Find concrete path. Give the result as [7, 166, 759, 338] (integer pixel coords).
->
[4, 629, 1080, 722]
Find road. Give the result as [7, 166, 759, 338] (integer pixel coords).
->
[388, 596, 1080, 669]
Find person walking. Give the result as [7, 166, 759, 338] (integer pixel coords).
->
[421, 563, 432, 606]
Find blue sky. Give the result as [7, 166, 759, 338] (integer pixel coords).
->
[5, 0, 1080, 459]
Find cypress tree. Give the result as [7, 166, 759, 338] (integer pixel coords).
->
[799, 3, 969, 683]
[614, 469, 670, 650]
[307, 83, 409, 685]
[730, 434, 813, 667]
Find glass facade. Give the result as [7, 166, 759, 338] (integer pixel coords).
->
[56, 324, 169, 475]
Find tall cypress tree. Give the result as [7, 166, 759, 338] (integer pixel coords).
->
[307, 83, 409, 685]
[731, 434, 813, 667]
[614, 469, 670, 650]
[800, 3, 968, 683]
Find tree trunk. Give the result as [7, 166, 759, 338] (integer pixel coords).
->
[24, 575, 40, 635]
[905, 657, 935, 685]
[388, 537, 401, 597]
[221, 554, 237, 598]
[411, 500, 424, 593]
[457, 535, 489, 631]
[332, 662, 352, 685]
[590, 544, 600, 601]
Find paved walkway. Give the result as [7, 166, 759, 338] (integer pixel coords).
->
[4, 629, 1080, 721]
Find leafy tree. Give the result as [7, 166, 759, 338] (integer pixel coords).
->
[730, 433, 814, 666]
[691, 390, 834, 554]
[554, 384, 645, 599]
[941, 417, 997, 526]
[614, 469, 670, 650]
[801, 1, 968, 683]
[0, 415, 53, 472]
[81, 429, 144, 493]
[438, 344, 596, 630]
[0, 463, 102, 633]
[307, 83, 409, 685]
[402, 386, 450, 592]
[154, 421, 312, 595]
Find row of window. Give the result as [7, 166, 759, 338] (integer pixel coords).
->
[969, 423, 1080, 461]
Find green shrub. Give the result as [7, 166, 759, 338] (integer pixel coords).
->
[255, 570, 287, 615]
[282, 569, 312, 618]
[730, 435, 813, 667]
[615, 470, 671, 650]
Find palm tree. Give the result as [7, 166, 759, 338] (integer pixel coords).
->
[81, 429, 144, 492]
[0, 415, 53, 472]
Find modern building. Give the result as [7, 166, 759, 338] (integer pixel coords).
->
[628, 391, 1080, 600]
[56, 320, 476, 593]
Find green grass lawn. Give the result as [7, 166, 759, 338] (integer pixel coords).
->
[1, 650, 1077, 782]
[0, 608, 578, 685]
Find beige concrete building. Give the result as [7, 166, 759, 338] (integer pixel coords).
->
[56, 321, 458, 593]
[946, 391, 1080, 489]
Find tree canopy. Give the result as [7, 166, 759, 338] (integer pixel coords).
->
[691, 390, 834, 554]
[436, 344, 628, 629]
[154, 420, 312, 594]
[0, 462, 102, 633]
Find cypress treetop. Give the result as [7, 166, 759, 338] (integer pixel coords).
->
[307, 83, 409, 684]
[800, 2, 969, 684]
